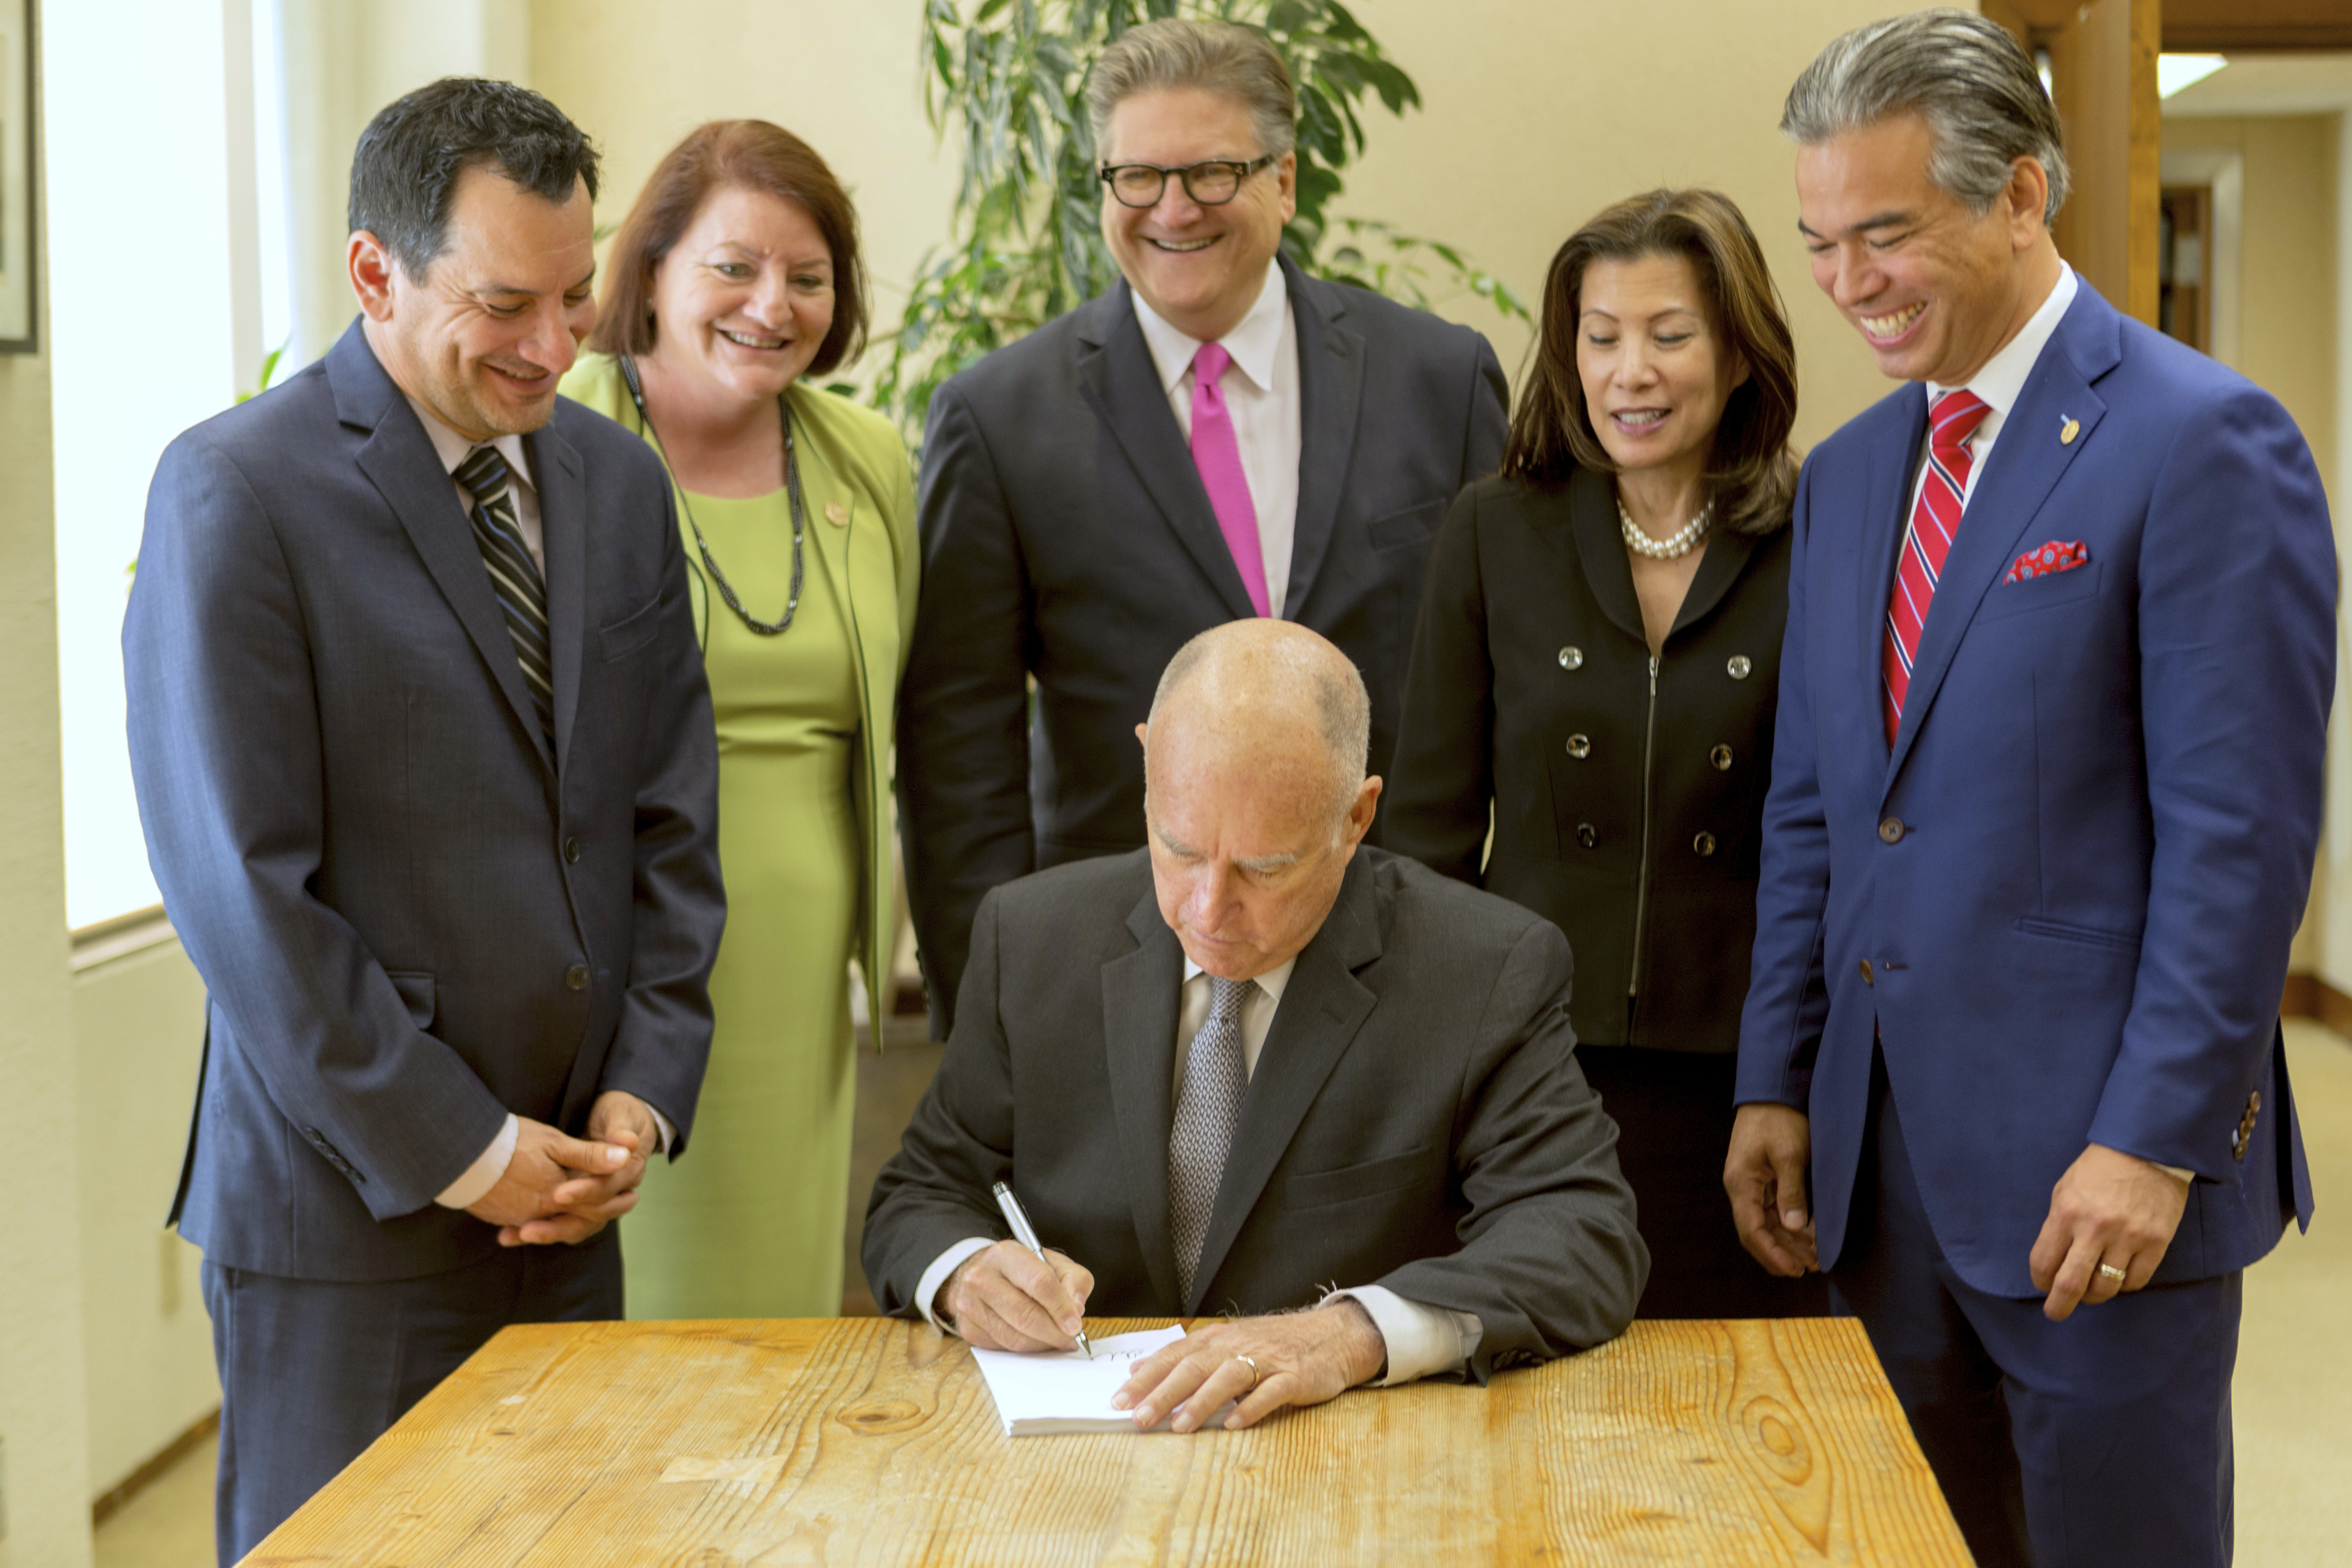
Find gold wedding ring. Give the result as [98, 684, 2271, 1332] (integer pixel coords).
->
[2097, 1263, 2128, 1285]
[1236, 1354, 1261, 1391]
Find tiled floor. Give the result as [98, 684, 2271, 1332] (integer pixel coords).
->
[93, 1022, 2352, 1565]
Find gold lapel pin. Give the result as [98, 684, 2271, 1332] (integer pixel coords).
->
[2059, 416, 2080, 446]
[824, 500, 849, 528]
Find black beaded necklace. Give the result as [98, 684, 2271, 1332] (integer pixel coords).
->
[619, 354, 805, 635]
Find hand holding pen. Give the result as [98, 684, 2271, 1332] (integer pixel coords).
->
[936, 1183, 1097, 1357]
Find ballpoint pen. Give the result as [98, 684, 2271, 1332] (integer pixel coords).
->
[992, 1180, 1093, 1358]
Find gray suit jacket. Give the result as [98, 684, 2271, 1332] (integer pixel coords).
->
[863, 848, 1646, 1379]
[898, 257, 1510, 1037]
[127, 322, 725, 1282]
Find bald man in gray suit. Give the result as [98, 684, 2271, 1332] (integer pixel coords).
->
[866, 622, 1644, 1433]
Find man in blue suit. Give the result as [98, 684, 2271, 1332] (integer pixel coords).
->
[126, 80, 723, 1563]
[1727, 14, 2330, 1567]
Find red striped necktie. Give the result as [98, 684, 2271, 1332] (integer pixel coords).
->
[1883, 389, 1993, 744]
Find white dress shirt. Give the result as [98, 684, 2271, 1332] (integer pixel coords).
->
[404, 396, 673, 1209]
[1903, 263, 2076, 519]
[917, 953, 1483, 1386]
[1131, 261, 1303, 618]
[1896, 265, 2190, 1189]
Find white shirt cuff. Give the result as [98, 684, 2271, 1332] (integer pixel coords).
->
[917, 1237, 997, 1330]
[1322, 1284, 1483, 1385]
[2157, 1162, 2193, 1185]
[648, 1105, 675, 1156]
[435, 1113, 519, 1209]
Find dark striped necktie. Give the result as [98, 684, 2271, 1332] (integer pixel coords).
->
[454, 443, 554, 747]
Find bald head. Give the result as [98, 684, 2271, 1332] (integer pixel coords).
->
[1147, 620, 1370, 828]
[1138, 622, 1381, 981]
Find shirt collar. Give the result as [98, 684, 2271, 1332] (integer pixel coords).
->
[1132, 259, 1289, 397]
[405, 393, 536, 494]
[1182, 952, 1298, 1007]
[1928, 262, 2077, 425]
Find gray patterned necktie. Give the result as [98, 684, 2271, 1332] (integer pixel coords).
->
[454, 444, 555, 746]
[1169, 974, 1254, 1301]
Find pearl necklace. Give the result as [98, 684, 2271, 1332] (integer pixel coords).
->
[1618, 494, 1714, 560]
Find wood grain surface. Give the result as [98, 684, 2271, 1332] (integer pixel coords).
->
[249, 1316, 1971, 1566]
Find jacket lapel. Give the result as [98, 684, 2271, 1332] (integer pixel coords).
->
[1186, 854, 1383, 1312]
[1565, 466, 1647, 646]
[1885, 288, 2118, 787]
[1855, 387, 1927, 751]
[333, 326, 554, 772]
[1103, 891, 1186, 1308]
[1283, 258, 1365, 616]
[1671, 521, 1760, 635]
[1075, 285, 1258, 621]
[528, 423, 586, 776]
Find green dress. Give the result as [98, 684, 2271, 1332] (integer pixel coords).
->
[626, 485, 862, 1319]
[560, 354, 919, 1321]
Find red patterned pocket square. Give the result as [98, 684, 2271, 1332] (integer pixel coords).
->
[2003, 540, 2090, 583]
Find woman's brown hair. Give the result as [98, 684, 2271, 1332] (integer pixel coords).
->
[590, 120, 869, 376]
[1501, 188, 1798, 536]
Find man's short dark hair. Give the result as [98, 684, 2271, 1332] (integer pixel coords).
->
[347, 77, 600, 278]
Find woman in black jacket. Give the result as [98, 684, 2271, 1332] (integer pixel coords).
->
[1387, 189, 1822, 1317]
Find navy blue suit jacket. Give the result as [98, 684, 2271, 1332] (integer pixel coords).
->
[127, 323, 725, 1282]
[1738, 281, 2329, 1296]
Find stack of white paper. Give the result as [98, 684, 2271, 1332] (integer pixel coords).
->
[969, 1326, 1233, 1437]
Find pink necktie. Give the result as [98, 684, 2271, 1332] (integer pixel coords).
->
[1883, 388, 1992, 743]
[1188, 342, 1270, 617]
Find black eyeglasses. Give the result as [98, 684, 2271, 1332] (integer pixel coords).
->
[1097, 155, 1277, 209]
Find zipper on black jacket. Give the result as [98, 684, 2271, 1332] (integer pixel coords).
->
[1629, 652, 1660, 997]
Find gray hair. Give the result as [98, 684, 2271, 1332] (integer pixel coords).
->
[1149, 624, 1369, 824]
[1086, 19, 1296, 164]
[1782, 8, 2069, 226]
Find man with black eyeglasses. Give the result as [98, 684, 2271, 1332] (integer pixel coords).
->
[898, 17, 1508, 1039]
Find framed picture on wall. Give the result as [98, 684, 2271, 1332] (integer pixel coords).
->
[0, 0, 34, 353]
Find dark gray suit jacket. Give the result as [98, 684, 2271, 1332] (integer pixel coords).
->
[898, 257, 1510, 1035]
[127, 322, 725, 1282]
[863, 848, 1647, 1379]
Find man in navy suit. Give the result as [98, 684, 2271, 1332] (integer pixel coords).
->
[126, 80, 723, 1562]
[1727, 14, 2330, 1567]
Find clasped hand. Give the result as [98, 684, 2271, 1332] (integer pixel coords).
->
[464, 1089, 660, 1246]
[942, 1240, 1386, 1431]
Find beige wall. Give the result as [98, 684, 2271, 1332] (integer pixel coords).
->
[0, 220, 95, 1568]
[74, 943, 216, 1497]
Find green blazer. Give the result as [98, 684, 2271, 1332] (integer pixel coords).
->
[561, 353, 920, 1040]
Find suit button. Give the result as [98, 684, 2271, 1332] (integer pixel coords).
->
[1558, 645, 1584, 671]
[1710, 744, 1733, 771]
[1565, 733, 1592, 759]
[1576, 823, 1598, 849]
[565, 964, 590, 991]
[564, 836, 582, 863]
[1878, 817, 1906, 844]
[1692, 832, 1716, 857]
[1860, 960, 1874, 985]
[1727, 655, 1753, 680]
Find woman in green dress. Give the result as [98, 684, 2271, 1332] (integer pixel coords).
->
[563, 120, 917, 1318]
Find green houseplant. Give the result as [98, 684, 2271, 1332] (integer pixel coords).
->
[875, 0, 1526, 441]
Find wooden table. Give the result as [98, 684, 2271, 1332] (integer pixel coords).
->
[250, 1316, 1972, 1565]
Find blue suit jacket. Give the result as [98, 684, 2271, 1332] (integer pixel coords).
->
[127, 323, 725, 1282]
[1738, 281, 2329, 1296]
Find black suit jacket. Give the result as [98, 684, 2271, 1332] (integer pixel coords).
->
[898, 258, 1509, 1034]
[863, 848, 1647, 1379]
[1387, 469, 1793, 1051]
[127, 323, 725, 1281]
